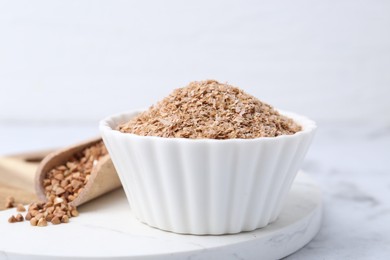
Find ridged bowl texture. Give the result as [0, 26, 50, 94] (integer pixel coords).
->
[100, 110, 316, 235]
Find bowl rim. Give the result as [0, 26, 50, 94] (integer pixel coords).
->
[99, 109, 317, 143]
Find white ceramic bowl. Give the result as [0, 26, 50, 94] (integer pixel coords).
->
[100, 110, 316, 235]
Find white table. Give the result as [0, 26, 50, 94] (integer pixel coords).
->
[0, 122, 389, 259]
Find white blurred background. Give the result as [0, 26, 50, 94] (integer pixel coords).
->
[1, 0, 390, 152]
[1, 2, 390, 258]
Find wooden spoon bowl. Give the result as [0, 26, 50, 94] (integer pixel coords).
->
[35, 138, 121, 207]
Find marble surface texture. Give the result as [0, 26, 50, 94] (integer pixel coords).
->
[0, 122, 389, 259]
[0, 172, 322, 260]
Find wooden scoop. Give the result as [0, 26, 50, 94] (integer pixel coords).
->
[35, 138, 121, 207]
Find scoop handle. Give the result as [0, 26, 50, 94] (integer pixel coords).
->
[0, 151, 52, 193]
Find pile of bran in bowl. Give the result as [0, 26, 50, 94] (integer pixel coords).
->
[100, 80, 316, 235]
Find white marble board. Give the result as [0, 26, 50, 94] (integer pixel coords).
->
[0, 172, 322, 260]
